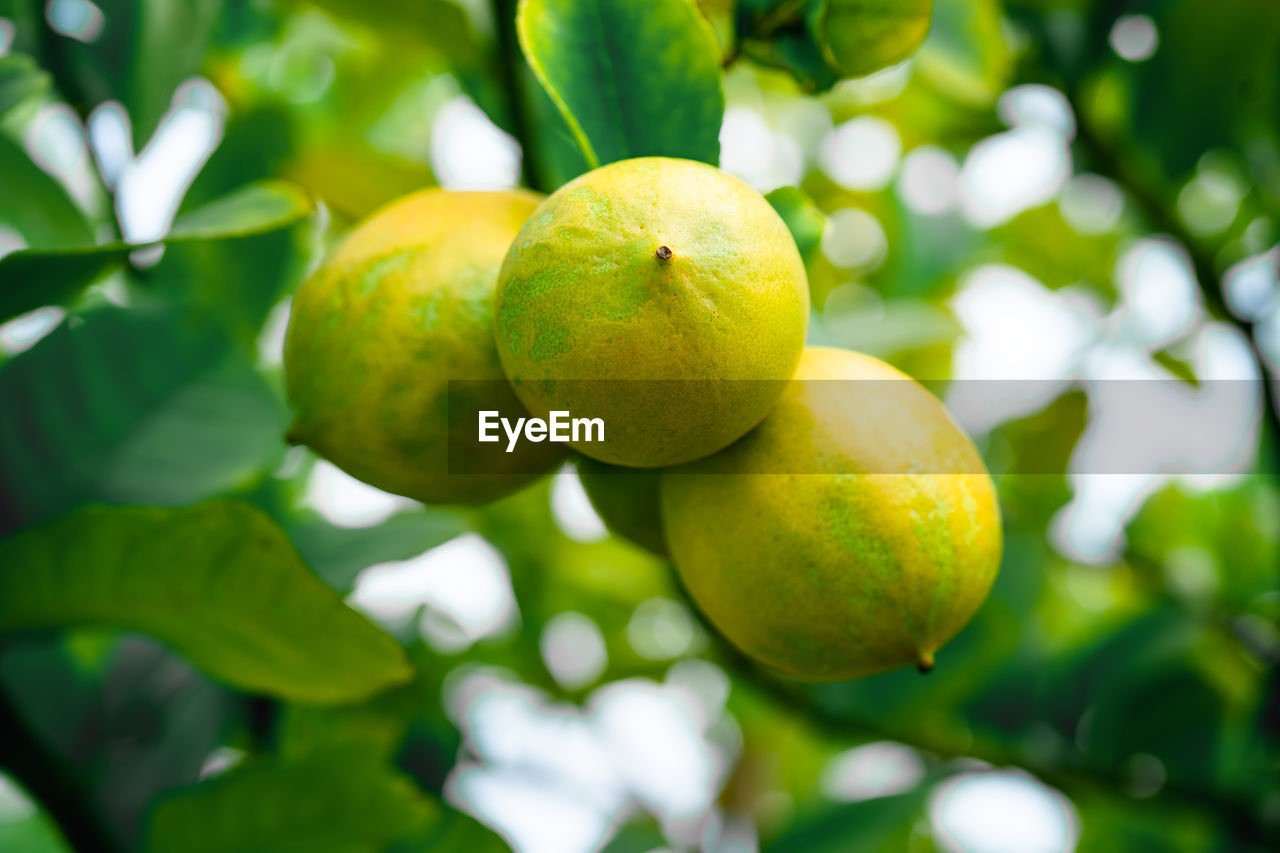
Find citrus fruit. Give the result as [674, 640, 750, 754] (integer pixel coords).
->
[494, 157, 809, 468]
[662, 347, 1002, 679]
[284, 189, 565, 505]
[577, 456, 668, 558]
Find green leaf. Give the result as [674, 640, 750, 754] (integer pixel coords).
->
[0, 53, 50, 118]
[290, 510, 472, 593]
[0, 306, 286, 533]
[815, 0, 933, 79]
[763, 789, 928, 852]
[766, 186, 827, 260]
[146, 749, 435, 853]
[517, 0, 725, 168]
[0, 134, 92, 250]
[0, 774, 72, 853]
[0, 182, 313, 324]
[0, 501, 413, 703]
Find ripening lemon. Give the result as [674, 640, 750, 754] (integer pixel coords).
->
[284, 189, 565, 505]
[662, 347, 1002, 680]
[494, 157, 809, 468]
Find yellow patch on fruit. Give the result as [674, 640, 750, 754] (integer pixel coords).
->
[494, 157, 809, 468]
[662, 347, 1002, 680]
[284, 189, 565, 505]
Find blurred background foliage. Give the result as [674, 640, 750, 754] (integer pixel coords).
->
[0, 0, 1278, 851]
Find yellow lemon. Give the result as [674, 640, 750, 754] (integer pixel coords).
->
[494, 157, 809, 468]
[662, 347, 1002, 679]
[284, 189, 565, 505]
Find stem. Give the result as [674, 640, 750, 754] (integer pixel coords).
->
[492, 0, 544, 192]
[0, 665, 123, 853]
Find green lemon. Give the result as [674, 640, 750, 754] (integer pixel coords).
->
[494, 157, 809, 468]
[284, 189, 565, 505]
[662, 347, 1002, 680]
[576, 456, 668, 558]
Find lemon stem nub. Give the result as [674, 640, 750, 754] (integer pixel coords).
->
[656, 245, 673, 261]
[916, 651, 935, 674]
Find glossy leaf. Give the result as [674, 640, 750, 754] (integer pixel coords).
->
[0, 501, 413, 703]
[146, 749, 435, 853]
[0, 307, 286, 533]
[0, 182, 312, 323]
[517, 0, 724, 167]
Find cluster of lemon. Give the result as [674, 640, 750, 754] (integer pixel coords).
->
[284, 157, 1001, 680]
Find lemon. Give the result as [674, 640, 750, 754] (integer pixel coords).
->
[662, 347, 1002, 679]
[284, 189, 565, 505]
[577, 456, 668, 558]
[494, 157, 809, 468]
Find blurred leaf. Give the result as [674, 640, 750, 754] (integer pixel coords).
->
[284, 144, 433, 222]
[146, 749, 435, 853]
[279, 687, 419, 761]
[0, 181, 312, 323]
[518, 0, 725, 168]
[993, 204, 1120, 298]
[0, 634, 236, 845]
[0, 787, 70, 853]
[599, 822, 667, 853]
[0, 134, 92, 249]
[404, 809, 510, 853]
[0, 501, 413, 703]
[767, 186, 827, 260]
[290, 510, 472, 593]
[56, 0, 224, 143]
[167, 181, 313, 241]
[916, 0, 1009, 105]
[763, 788, 928, 852]
[0, 53, 50, 117]
[0, 307, 285, 532]
[1126, 480, 1280, 611]
[1072, 791, 1221, 853]
[820, 299, 962, 359]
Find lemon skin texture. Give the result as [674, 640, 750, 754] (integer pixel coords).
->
[284, 189, 566, 505]
[662, 347, 1002, 680]
[494, 157, 809, 468]
[577, 456, 669, 558]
